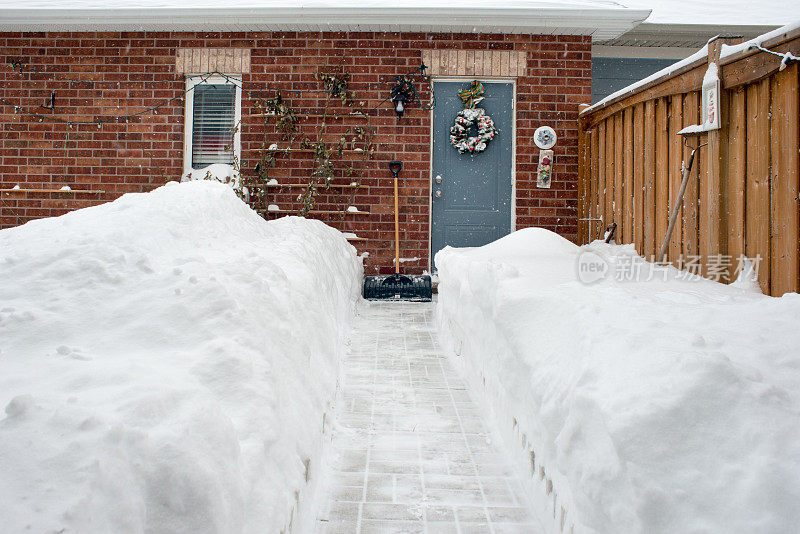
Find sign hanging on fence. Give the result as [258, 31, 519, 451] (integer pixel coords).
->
[701, 63, 721, 131]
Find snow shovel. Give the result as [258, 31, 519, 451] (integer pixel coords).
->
[363, 160, 432, 301]
[657, 137, 705, 263]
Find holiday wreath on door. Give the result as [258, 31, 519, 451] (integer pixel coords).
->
[449, 80, 499, 155]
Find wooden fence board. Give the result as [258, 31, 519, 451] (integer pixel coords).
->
[591, 126, 600, 240]
[682, 91, 700, 263]
[643, 99, 656, 259]
[623, 108, 634, 245]
[727, 86, 747, 277]
[605, 118, 615, 236]
[577, 110, 590, 244]
[668, 94, 684, 263]
[655, 98, 669, 259]
[578, 132, 592, 244]
[703, 74, 729, 278]
[695, 132, 705, 271]
[746, 78, 771, 294]
[589, 128, 600, 241]
[614, 113, 624, 243]
[769, 63, 800, 296]
[633, 103, 645, 252]
[597, 120, 606, 235]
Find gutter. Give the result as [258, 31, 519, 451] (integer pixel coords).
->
[0, 7, 651, 41]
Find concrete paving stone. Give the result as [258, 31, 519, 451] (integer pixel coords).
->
[456, 505, 492, 523]
[476, 463, 517, 477]
[480, 480, 521, 506]
[369, 449, 419, 462]
[492, 524, 544, 533]
[424, 523, 460, 533]
[319, 519, 358, 533]
[368, 460, 421, 475]
[337, 457, 369, 473]
[361, 503, 424, 521]
[424, 488, 486, 505]
[331, 472, 365, 487]
[330, 485, 365, 502]
[421, 505, 456, 522]
[393, 483, 424, 502]
[423, 474, 482, 491]
[447, 462, 480, 476]
[325, 501, 360, 522]
[487, 506, 537, 523]
[359, 520, 425, 534]
[336, 449, 368, 465]
[460, 523, 494, 534]
[364, 484, 394, 502]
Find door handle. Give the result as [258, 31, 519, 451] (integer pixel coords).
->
[435, 190, 442, 198]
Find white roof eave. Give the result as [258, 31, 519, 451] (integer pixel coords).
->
[0, 7, 651, 41]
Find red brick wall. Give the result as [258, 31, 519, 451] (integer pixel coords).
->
[0, 31, 591, 274]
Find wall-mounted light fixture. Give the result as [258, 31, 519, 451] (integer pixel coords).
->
[390, 78, 414, 119]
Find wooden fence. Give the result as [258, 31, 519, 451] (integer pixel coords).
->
[578, 26, 800, 296]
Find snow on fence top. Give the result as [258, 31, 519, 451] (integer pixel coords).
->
[719, 19, 800, 60]
[581, 46, 708, 115]
[581, 19, 800, 116]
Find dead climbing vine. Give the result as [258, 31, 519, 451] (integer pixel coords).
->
[244, 65, 376, 217]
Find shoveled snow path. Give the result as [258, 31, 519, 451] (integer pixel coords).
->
[314, 300, 543, 533]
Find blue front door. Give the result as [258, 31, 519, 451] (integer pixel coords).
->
[431, 81, 513, 269]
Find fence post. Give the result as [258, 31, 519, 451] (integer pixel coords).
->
[577, 104, 591, 244]
[704, 35, 742, 279]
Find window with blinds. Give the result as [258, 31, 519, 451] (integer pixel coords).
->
[191, 84, 237, 169]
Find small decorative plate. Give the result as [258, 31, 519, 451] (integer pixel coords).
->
[534, 126, 557, 149]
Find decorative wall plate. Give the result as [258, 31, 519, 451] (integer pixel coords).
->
[534, 126, 557, 149]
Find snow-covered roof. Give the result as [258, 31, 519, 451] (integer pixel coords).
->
[596, 0, 787, 48]
[611, 0, 787, 26]
[0, 0, 650, 41]
[599, 23, 780, 48]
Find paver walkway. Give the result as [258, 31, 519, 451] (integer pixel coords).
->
[314, 301, 543, 533]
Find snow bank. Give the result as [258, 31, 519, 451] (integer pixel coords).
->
[0, 181, 362, 533]
[183, 163, 247, 200]
[436, 228, 800, 534]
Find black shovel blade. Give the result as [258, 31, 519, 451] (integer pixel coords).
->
[363, 273, 432, 301]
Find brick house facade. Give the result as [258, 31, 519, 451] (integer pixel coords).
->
[0, 6, 647, 274]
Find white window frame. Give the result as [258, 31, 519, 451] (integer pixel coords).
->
[183, 74, 242, 174]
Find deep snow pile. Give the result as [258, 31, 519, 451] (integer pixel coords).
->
[436, 228, 800, 534]
[183, 163, 246, 199]
[0, 181, 362, 533]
